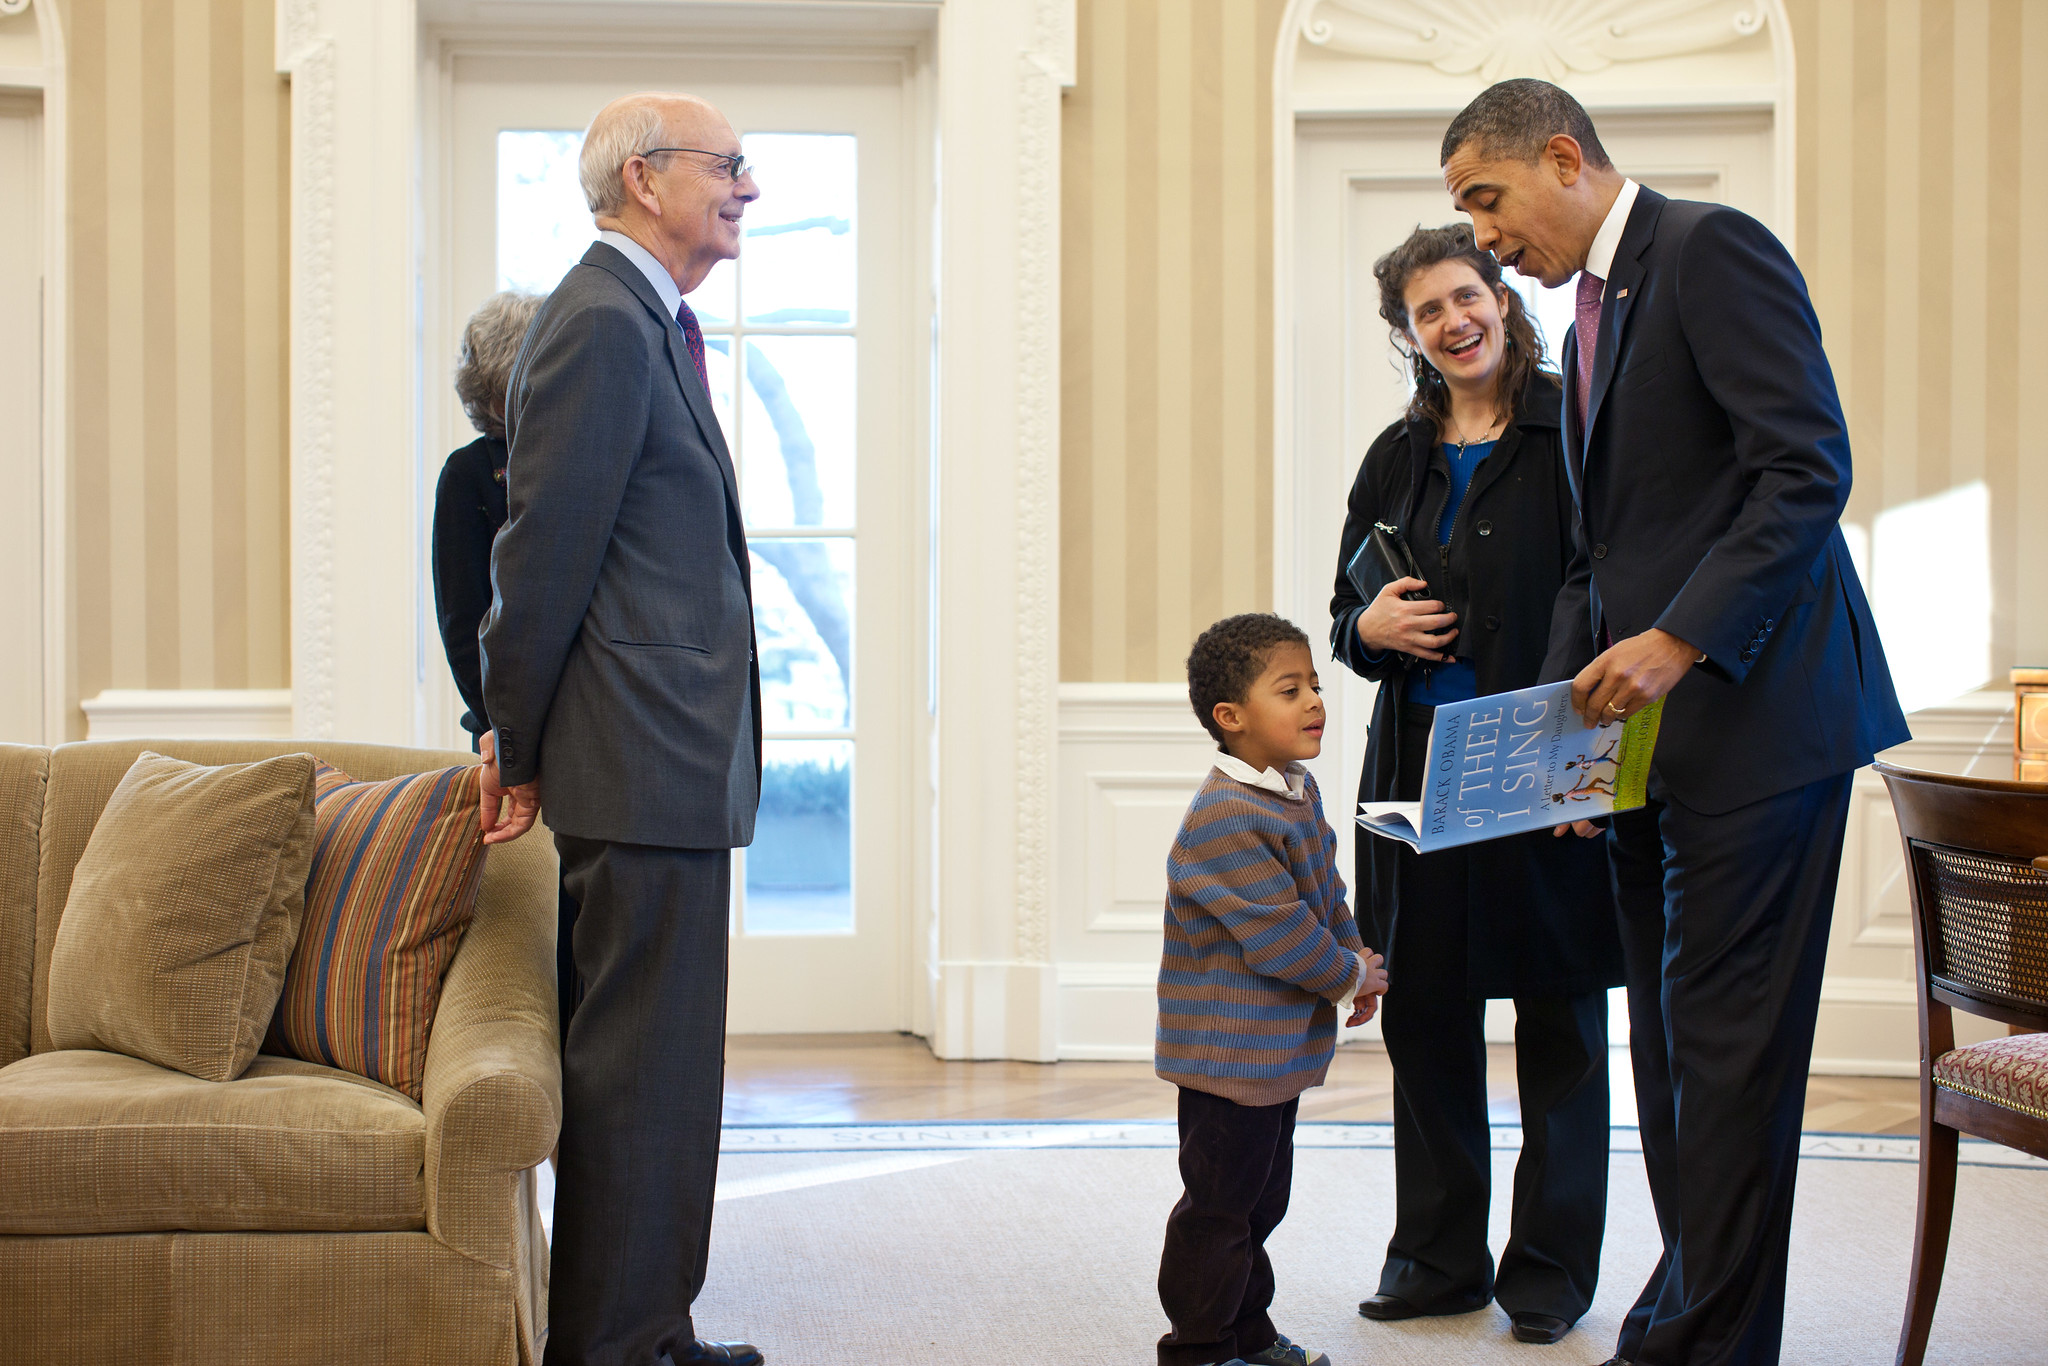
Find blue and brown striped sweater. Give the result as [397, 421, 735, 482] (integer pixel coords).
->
[1155, 767, 1364, 1106]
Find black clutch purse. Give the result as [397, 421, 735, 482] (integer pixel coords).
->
[1345, 521, 1430, 604]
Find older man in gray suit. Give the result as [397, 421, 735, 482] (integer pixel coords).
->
[476, 91, 764, 1366]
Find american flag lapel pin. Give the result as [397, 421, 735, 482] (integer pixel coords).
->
[1616, 288, 1629, 298]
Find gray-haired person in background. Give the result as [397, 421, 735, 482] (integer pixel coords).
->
[434, 289, 543, 751]
[431, 291, 592, 1092]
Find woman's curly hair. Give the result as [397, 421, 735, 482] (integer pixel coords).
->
[1372, 221, 1552, 431]
[1186, 613, 1312, 745]
[455, 291, 544, 441]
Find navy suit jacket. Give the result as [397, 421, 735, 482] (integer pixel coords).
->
[481, 241, 763, 848]
[1543, 187, 1908, 814]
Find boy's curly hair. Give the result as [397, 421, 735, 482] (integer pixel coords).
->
[1186, 613, 1312, 745]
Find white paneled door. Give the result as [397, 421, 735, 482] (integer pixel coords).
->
[444, 56, 916, 1032]
[0, 91, 41, 744]
[1291, 108, 1773, 1044]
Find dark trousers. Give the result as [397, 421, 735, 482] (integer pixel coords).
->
[1377, 839, 1611, 1322]
[556, 878, 583, 1046]
[1158, 1087, 1297, 1366]
[1608, 771, 1852, 1366]
[546, 836, 732, 1366]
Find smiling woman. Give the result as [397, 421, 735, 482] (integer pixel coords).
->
[1327, 220, 1623, 1344]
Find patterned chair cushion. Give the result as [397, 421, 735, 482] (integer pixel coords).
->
[266, 763, 487, 1101]
[1932, 1032, 2048, 1121]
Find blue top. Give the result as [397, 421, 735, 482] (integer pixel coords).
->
[1407, 438, 1495, 707]
[1434, 437, 1496, 545]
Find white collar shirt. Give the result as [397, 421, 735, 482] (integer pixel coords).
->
[597, 229, 684, 319]
[1211, 750, 1309, 803]
[1582, 177, 1641, 295]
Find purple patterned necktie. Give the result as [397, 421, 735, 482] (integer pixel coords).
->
[676, 300, 709, 396]
[1573, 269, 1605, 435]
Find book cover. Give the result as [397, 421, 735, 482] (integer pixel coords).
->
[1356, 680, 1663, 853]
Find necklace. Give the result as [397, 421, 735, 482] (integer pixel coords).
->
[1448, 415, 1503, 456]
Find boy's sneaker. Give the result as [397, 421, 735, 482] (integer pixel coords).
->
[1244, 1336, 1331, 1366]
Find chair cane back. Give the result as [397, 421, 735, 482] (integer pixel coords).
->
[1873, 761, 2048, 1366]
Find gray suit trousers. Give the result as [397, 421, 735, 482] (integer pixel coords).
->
[545, 835, 730, 1366]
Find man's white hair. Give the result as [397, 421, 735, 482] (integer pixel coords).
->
[579, 95, 672, 219]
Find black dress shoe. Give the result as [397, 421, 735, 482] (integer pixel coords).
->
[667, 1341, 764, 1366]
[1589, 1357, 1633, 1365]
[1358, 1290, 1489, 1321]
[1509, 1312, 1571, 1345]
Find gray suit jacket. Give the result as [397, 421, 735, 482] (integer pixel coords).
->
[481, 240, 762, 849]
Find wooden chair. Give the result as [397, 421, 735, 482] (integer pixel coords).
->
[1873, 761, 2048, 1366]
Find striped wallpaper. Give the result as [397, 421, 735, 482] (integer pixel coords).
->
[1059, 0, 1287, 684]
[58, 0, 290, 734]
[1789, 0, 2048, 680]
[36, 3, 2048, 701]
[1058, 0, 2048, 681]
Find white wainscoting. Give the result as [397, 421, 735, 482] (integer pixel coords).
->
[1813, 688, 2016, 1073]
[1055, 682, 2019, 1074]
[80, 689, 296, 741]
[1055, 685, 1214, 1060]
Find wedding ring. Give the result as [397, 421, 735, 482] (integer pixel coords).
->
[1605, 702, 1626, 714]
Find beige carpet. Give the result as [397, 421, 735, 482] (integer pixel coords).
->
[598, 1123, 2048, 1366]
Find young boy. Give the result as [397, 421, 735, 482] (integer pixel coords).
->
[1156, 613, 1388, 1366]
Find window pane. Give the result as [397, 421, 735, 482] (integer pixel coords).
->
[740, 133, 856, 325]
[498, 130, 593, 294]
[749, 537, 853, 728]
[745, 740, 853, 934]
[742, 336, 855, 527]
[703, 337, 735, 437]
[691, 259, 737, 327]
[497, 128, 737, 320]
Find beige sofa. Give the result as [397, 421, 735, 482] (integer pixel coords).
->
[0, 740, 560, 1365]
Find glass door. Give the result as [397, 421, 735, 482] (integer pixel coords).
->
[448, 56, 916, 1031]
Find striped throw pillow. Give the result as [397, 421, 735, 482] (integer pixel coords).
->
[266, 763, 487, 1101]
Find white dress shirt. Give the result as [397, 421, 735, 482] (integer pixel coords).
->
[1211, 750, 1309, 802]
[1582, 177, 1641, 297]
[1209, 749, 1369, 1008]
[597, 229, 683, 318]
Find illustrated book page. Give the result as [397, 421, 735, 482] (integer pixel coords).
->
[1356, 680, 1662, 853]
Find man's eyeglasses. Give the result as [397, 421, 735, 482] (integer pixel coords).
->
[639, 147, 749, 182]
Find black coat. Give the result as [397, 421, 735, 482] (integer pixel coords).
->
[1549, 188, 1907, 811]
[431, 434, 508, 746]
[1329, 378, 1622, 999]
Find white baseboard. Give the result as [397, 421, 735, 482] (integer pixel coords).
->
[1810, 1057, 1920, 1078]
[80, 689, 296, 741]
[1058, 1043, 1154, 1062]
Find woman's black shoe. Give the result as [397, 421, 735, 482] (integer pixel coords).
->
[1508, 1312, 1571, 1344]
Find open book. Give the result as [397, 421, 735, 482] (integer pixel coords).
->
[1356, 680, 1662, 853]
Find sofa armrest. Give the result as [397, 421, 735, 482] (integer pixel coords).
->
[421, 831, 562, 1268]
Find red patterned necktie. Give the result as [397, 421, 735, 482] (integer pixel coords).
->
[676, 300, 709, 396]
[1574, 269, 1605, 434]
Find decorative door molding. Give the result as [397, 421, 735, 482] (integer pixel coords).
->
[14, 0, 68, 742]
[1271, 0, 1795, 636]
[278, 0, 1074, 1057]
[276, 0, 339, 739]
[1009, 0, 1074, 971]
[1298, 0, 1771, 84]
